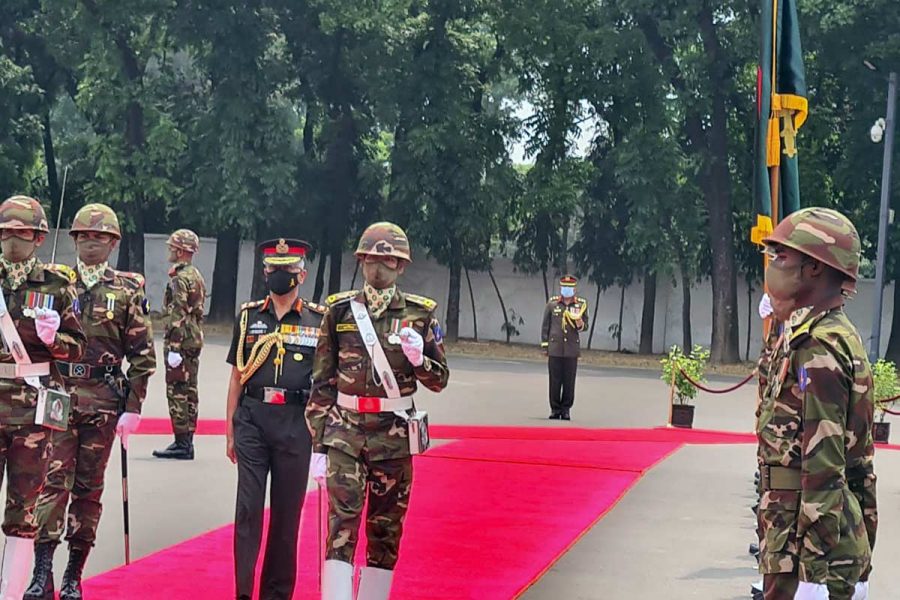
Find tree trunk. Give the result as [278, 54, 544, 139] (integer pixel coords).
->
[43, 111, 60, 219]
[127, 209, 145, 274]
[587, 283, 601, 349]
[681, 269, 692, 352]
[250, 224, 267, 300]
[312, 253, 328, 303]
[541, 267, 549, 301]
[639, 271, 657, 355]
[208, 227, 240, 322]
[116, 234, 131, 271]
[746, 282, 753, 361]
[617, 283, 626, 352]
[885, 281, 900, 362]
[464, 267, 477, 341]
[445, 250, 462, 343]
[327, 248, 343, 295]
[489, 268, 511, 344]
[350, 259, 360, 289]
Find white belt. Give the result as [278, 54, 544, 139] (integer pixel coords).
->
[0, 362, 50, 380]
[336, 392, 413, 413]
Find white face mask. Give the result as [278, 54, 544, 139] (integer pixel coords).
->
[560, 287, 575, 298]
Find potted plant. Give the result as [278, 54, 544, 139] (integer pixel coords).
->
[872, 359, 899, 443]
[660, 344, 710, 429]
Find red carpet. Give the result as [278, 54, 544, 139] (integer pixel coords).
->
[85, 434, 680, 599]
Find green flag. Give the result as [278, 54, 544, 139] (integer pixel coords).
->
[751, 0, 808, 245]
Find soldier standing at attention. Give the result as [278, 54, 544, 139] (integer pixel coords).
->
[0, 196, 86, 599]
[307, 222, 449, 600]
[757, 207, 876, 600]
[224, 238, 325, 600]
[540, 275, 588, 420]
[25, 204, 156, 600]
[153, 229, 206, 460]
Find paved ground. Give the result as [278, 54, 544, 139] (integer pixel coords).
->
[2, 334, 898, 599]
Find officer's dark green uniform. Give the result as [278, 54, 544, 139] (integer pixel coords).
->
[540, 275, 588, 420]
[226, 238, 325, 600]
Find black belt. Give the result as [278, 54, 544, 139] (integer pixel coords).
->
[58, 361, 122, 381]
[242, 385, 308, 405]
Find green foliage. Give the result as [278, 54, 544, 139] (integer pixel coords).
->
[873, 359, 900, 421]
[501, 308, 526, 341]
[660, 344, 710, 405]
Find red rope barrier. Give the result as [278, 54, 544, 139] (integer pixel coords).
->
[677, 368, 757, 395]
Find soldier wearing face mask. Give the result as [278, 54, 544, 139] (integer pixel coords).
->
[308, 222, 449, 600]
[757, 208, 876, 600]
[26, 203, 156, 600]
[0, 196, 86, 600]
[540, 275, 589, 420]
[225, 238, 326, 600]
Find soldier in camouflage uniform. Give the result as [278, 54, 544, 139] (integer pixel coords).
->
[0, 196, 86, 599]
[757, 207, 876, 600]
[25, 204, 156, 600]
[153, 229, 206, 460]
[307, 222, 450, 600]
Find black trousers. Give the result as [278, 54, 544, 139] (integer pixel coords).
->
[548, 356, 578, 412]
[233, 397, 312, 600]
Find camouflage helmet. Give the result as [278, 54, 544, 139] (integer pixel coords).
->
[0, 195, 49, 233]
[167, 229, 200, 254]
[69, 203, 121, 239]
[355, 222, 411, 263]
[763, 207, 861, 292]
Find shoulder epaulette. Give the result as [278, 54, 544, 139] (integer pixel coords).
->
[550, 295, 561, 302]
[46, 264, 76, 284]
[405, 293, 437, 311]
[115, 270, 146, 289]
[577, 296, 587, 303]
[304, 300, 327, 315]
[240, 299, 265, 311]
[325, 290, 358, 306]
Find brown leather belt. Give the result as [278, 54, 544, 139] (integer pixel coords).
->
[760, 465, 801, 491]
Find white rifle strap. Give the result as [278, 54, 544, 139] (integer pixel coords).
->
[0, 289, 41, 388]
[350, 299, 401, 400]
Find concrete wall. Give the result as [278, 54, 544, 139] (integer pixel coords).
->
[39, 230, 896, 355]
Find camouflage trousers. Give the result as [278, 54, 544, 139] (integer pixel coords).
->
[166, 352, 200, 434]
[35, 410, 117, 546]
[325, 447, 413, 570]
[0, 423, 51, 538]
[763, 574, 855, 599]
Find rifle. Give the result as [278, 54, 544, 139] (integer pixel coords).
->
[50, 166, 69, 264]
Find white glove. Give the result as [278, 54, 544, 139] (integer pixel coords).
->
[758, 293, 773, 319]
[852, 581, 868, 600]
[167, 351, 183, 368]
[794, 582, 829, 600]
[116, 412, 142, 450]
[34, 308, 61, 345]
[310, 452, 327, 485]
[399, 327, 424, 367]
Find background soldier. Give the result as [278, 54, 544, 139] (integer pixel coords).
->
[757, 207, 876, 600]
[153, 229, 206, 460]
[25, 204, 156, 600]
[307, 222, 450, 600]
[0, 196, 86, 599]
[224, 238, 325, 600]
[540, 275, 589, 420]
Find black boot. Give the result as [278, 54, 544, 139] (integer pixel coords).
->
[59, 543, 90, 600]
[23, 542, 57, 600]
[548, 411, 560, 420]
[560, 410, 571, 421]
[152, 433, 194, 460]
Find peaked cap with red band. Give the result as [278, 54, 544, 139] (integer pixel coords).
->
[258, 238, 312, 267]
[559, 274, 578, 287]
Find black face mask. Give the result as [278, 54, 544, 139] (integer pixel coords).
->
[266, 269, 299, 296]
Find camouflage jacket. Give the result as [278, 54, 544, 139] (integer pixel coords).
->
[757, 306, 876, 583]
[0, 260, 86, 425]
[68, 267, 157, 415]
[541, 296, 589, 358]
[306, 288, 450, 461]
[164, 262, 206, 354]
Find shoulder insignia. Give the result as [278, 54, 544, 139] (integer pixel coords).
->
[305, 300, 327, 315]
[577, 296, 587, 303]
[405, 293, 437, 311]
[325, 290, 358, 306]
[115, 270, 146, 289]
[240, 299, 265, 311]
[550, 295, 560, 302]
[46, 264, 77, 284]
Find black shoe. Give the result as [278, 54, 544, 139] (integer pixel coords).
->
[560, 410, 571, 421]
[59, 543, 90, 600]
[24, 542, 57, 600]
[152, 433, 194, 460]
[548, 412, 560, 420]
